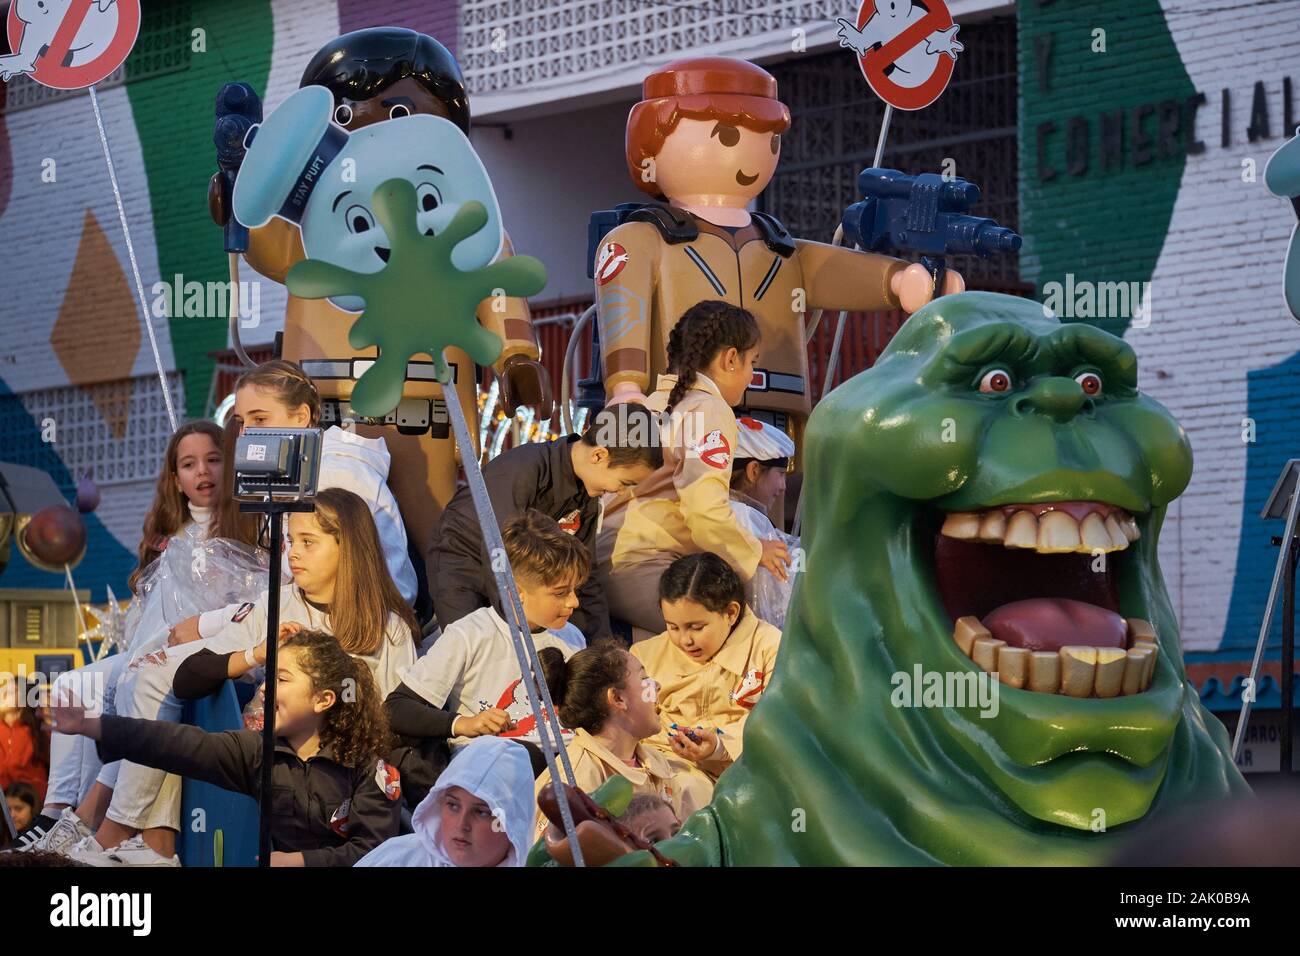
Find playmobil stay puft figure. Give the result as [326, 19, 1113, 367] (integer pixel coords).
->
[222, 29, 551, 590]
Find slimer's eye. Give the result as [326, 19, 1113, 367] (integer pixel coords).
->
[978, 368, 1013, 393]
[416, 183, 442, 213]
[344, 205, 375, 235]
[1075, 371, 1103, 396]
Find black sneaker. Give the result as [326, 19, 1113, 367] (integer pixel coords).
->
[4, 813, 59, 852]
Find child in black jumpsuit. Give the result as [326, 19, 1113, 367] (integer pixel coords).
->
[51, 630, 401, 867]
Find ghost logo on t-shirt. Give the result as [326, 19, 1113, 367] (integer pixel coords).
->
[231, 602, 255, 623]
[557, 509, 581, 535]
[494, 678, 569, 743]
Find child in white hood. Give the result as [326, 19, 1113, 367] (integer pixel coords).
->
[355, 737, 535, 867]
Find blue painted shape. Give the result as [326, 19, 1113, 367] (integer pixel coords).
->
[1220, 350, 1300, 652]
[178, 681, 259, 868]
[0, 377, 136, 601]
[1199, 674, 1290, 712]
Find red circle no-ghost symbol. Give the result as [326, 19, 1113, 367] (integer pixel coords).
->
[5, 0, 142, 91]
[595, 241, 629, 285]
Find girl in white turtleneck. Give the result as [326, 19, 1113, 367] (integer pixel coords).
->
[19, 421, 263, 857]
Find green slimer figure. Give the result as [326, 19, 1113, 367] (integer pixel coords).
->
[590, 291, 1247, 866]
[287, 180, 547, 418]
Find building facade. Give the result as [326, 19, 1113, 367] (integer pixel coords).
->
[0, 0, 1295, 765]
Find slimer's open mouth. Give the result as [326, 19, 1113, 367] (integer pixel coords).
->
[935, 502, 1157, 697]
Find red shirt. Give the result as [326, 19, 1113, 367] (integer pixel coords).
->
[0, 717, 47, 802]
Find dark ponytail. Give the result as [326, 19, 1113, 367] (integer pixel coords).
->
[665, 300, 760, 412]
[659, 552, 746, 619]
[537, 641, 631, 734]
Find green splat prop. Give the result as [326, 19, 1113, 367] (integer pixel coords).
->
[553, 292, 1247, 867]
[287, 181, 547, 417]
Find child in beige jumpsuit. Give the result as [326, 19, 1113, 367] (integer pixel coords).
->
[596, 301, 790, 637]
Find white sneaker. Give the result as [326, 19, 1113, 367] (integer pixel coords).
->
[66, 834, 119, 867]
[100, 835, 181, 868]
[11, 808, 92, 855]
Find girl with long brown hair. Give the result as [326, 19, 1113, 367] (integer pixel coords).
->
[59, 487, 416, 867]
[50, 629, 401, 867]
[15, 419, 265, 857]
[129, 420, 259, 592]
[231, 359, 417, 604]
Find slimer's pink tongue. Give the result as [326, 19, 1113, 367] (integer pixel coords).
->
[982, 598, 1126, 652]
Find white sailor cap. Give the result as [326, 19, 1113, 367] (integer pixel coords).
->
[735, 416, 796, 463]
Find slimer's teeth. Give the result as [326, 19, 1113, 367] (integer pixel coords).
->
[1005, 511, 1038, 548]
[941, 512, 981, 539]
[996, 646, 1029, 688]
[1126, 618, 1157, 647]
[953, 616, 988, 656]
[1093, 648, 1127, 698]
[1038, 511, 1081, 552]
[1028, 652, 1060, 693]
[1122, 648, 1151, 695]
[939, 505, 1137, 554]
[949, 616, 1157, 696]
[1104, 515, 1128, 549]
[1059, 646, 1098, 697]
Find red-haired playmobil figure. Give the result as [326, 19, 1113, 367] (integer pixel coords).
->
[595, 56, 962, 458]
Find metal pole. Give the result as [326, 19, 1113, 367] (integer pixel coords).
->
[1282, 537, 1296, 772]
[440, 368, 586, 865]
[258, 506, 282, 868]
[88, 84, 179, 433]
[1233, 477, 1300, 760]
[873, 104, 894, 169]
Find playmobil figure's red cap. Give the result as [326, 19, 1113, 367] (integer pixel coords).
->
[643, 56, 779, 101]
[626, 56, 790, 197]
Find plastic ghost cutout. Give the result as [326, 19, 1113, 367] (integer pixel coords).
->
[231, 85, 546, 416]
[1264, 127, 1300, 323]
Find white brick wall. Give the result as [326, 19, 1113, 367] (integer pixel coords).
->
[1141, 1, 1299, 650]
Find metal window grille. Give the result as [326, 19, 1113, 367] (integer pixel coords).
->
[0, 373, 185, 491]
[764, 16, 1022, 287]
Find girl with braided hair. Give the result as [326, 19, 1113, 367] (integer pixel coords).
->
[596, 300, 791, 639]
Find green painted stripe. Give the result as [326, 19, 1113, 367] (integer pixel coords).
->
[1019, 0, 1194, 337]
[126, 0, 274, 419]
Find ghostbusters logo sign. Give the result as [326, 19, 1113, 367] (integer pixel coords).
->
[835, 0, 963, 111]
[595, 241, 629, 286]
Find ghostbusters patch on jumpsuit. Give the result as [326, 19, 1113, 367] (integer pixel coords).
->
[231, 602, 255, 623]
[558, 509, 581, 535]
[694, 429, 732, 470]
[595, 242, 629, 285]
[730, 669, 765, 709]
[329, 799, 353, 837]
[375, 759, 402, 802]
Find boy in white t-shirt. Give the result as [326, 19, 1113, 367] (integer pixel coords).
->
[385, 511, 589, 795]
